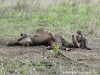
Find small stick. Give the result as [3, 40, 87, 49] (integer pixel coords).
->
[42, 46, 45, 59]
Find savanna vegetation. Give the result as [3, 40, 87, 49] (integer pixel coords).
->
[0, 0, 100, 37]
[0, 0, 100, 75]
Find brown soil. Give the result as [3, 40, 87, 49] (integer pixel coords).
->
[0, 37, 100, 75]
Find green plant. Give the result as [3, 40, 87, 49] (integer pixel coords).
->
[53, 43, 60, 54]
[0, 63, 4, 75]
[7, 59, 20, 73]
[6, 58, 31, 75]
[35, 60, 46, 71]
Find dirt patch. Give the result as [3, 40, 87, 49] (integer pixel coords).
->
[0, 37, 100, 75]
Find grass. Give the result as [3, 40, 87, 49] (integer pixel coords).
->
[0, 0, 100, 75]
[1, 57, 99, 75]
[4, 58, 62, 75]
[0, 1, 100, 37]
[0, 63, 4, 75]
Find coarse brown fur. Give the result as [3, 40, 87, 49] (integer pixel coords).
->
[36, 28, 74, 49]
[6, 33, 55, 47]
[6, 28, 73, 50]
[72, 31, 92, 50]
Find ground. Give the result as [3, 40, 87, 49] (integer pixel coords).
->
[0, 37, 100, 75]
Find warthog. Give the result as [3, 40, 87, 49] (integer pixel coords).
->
[72, 31, 92, 50]
[6, 28, 74, 50]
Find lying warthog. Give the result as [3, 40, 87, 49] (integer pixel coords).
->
[7, 33, 55, 47]
[36, 28, 74, 49]
[6, 28, 74, 50]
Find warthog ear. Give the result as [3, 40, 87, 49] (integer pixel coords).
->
[77, 30, 81, 34]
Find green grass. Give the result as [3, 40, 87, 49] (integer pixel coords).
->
[0, 63, 4, 75]
[0, 1, 100, 75]
[0, 1, 100, 37]
[6, 58, 32, 75]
